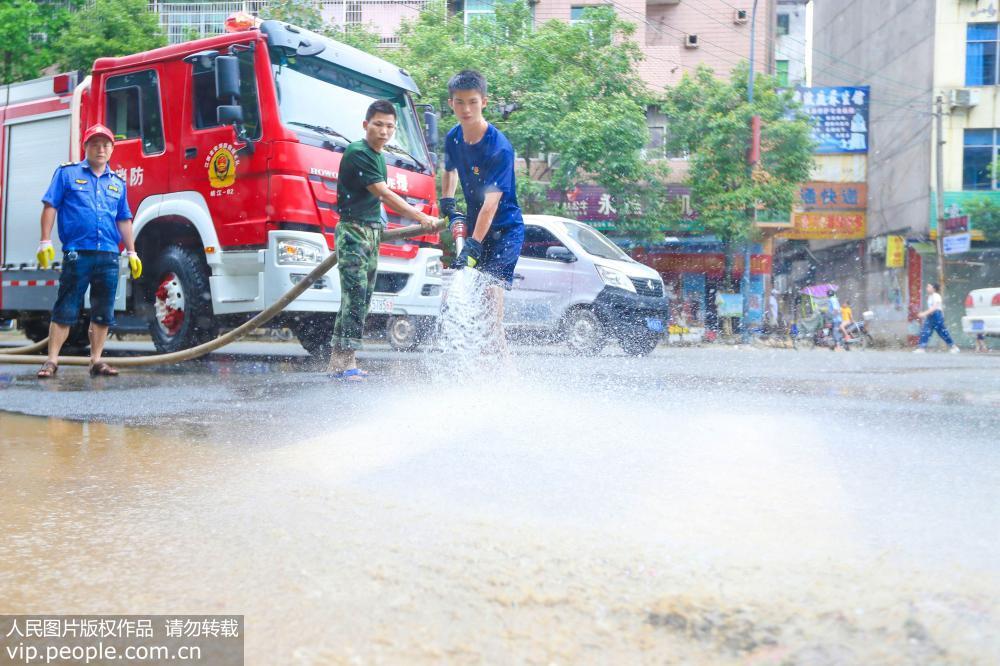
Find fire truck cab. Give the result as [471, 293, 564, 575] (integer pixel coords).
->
[0, 19, 443, 356]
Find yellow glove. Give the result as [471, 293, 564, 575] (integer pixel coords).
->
[127, 252, 142, 280]
[37, 241, 55, 269]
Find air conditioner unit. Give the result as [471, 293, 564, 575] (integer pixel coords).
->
[734, 9, 748, 24]
[949, 88, 980, 109]
[868, 236, 887, 256]
[684, 34, 699, 48]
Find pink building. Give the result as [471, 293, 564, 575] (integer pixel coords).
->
[531, 0, 774, 90]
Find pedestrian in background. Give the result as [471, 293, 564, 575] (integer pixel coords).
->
[827, 288, 844, 351]
[35, 124, 142, 379]
[914, 283, 960, 354]
[327, 100, 437, 380]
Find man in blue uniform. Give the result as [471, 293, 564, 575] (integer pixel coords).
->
[439, 70, 524, 354]
[35, 123, 142, 378]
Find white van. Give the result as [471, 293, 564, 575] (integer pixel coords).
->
[503, 215, 669, 355]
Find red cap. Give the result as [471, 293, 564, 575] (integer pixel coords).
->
[83, 124, 115, 145]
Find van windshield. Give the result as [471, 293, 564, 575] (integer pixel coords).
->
[270, 51, 429, 172]
[564, 221, 632, 262]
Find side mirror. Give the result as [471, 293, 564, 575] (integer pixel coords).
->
[217, 105, 244, 126]
[423, 108, 439, 151]
[214, 55, 241, 101]
[546, 246, 576, 262]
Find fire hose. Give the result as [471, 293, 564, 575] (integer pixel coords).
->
[0, 221, 445, 367]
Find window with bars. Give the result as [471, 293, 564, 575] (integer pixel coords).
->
[345, 1, 362, 25]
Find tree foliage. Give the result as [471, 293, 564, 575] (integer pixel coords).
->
[962, 197, 1000, 243]
[661, 65, 815, 243]
[394, 2, 668, 237]
[55, 0, 166, 73]
[0, 0, 76, 85]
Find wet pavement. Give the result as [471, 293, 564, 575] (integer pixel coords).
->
[1, 342, 999, 663]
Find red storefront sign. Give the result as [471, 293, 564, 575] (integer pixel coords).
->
[781, 212, 866, 240]
[631, 250, 771, 277]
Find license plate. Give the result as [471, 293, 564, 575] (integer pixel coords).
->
[972, 320, 984, 331]
[646, 317, 665, 333]
[369, 296, 395, 314]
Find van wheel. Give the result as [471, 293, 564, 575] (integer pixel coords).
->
[619, 331, 659, 356]
[292, 313, 336, 361]
[148, 246, 216, 353]
[562, 308, 607, 355]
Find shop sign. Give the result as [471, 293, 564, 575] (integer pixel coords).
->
[797, 182, 866, 210]
[886, 235, 905, 268]
[782, 212, 866, 240]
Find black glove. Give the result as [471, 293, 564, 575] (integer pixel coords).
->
[439, 197, 465, 226]
[451, 238, 482, 270]
[440, 197, 457, 218]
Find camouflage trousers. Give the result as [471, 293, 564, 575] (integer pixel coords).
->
[333, 221, 382, 351]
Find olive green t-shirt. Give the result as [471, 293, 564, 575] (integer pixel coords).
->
[337, 139, 387, 226]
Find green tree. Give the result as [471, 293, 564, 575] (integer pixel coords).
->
[962, 197, 1000, 243]
[394, 2, 668, 238]
[661, 65, 815, 246]
[0, 0, 76, 85]
[55, 0, 165, 73]
[260, 0, 324, 31]
[322, 24, 382, 55]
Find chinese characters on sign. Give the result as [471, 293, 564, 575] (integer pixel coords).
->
[886, 235, 905, 268]
[797, 182, 867, 211]
[792, 86, 870, 154]
[781, 212, 866, 240]
[545, 184, 643, 224]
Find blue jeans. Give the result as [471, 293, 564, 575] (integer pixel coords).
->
[918, 311, 954, 347]
[52, 250, 119, 326]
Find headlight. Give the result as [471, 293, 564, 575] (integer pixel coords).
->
[276, 240, 323, 265]
[596, 265, 636, 292]
[425, 257, 443, 277]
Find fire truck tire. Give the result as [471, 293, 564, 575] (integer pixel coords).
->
[291, 313, 337, 361]
[23, 317, 90, 353]
[148, 246, 217, 354]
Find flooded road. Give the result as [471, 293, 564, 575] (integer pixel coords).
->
[1, 346, 999, 663]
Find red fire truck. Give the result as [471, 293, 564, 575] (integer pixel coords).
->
[0, 17, 443, 356]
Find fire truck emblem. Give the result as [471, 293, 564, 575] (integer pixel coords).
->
[205, 143, 239, 189]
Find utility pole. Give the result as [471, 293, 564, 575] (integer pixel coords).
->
[934, 95, 947, 297]
[741, 0, 760, 343]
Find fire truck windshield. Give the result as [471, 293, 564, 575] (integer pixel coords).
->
[271, 52, 430, 173]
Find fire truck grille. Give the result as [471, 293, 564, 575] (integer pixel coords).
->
[374, 272, 410, 294]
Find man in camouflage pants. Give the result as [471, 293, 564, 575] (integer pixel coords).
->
[329, 100, 437, 379]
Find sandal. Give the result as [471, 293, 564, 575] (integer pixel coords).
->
[89, 361, 119, 377]
[37, 361, 58, 379]
[329, 368, 366, 382]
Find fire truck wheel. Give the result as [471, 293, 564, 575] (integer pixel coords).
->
[148, 246, 217, 353]
[291, 313, 337, 362]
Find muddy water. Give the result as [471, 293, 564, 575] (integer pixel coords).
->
[1, 373, 998, 665]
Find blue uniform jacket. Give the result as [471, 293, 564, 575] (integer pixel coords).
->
[41, 160, 132, 253]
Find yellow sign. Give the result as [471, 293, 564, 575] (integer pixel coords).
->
[781, 212, 866, 240]
[205, 143, 238, 189]
[886, 235, 905, 268]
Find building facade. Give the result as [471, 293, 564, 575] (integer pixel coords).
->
[775, 0, 809, 87]
[800, 0, 999, 345]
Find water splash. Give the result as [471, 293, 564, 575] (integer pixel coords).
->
[431, 269, 509, 378]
